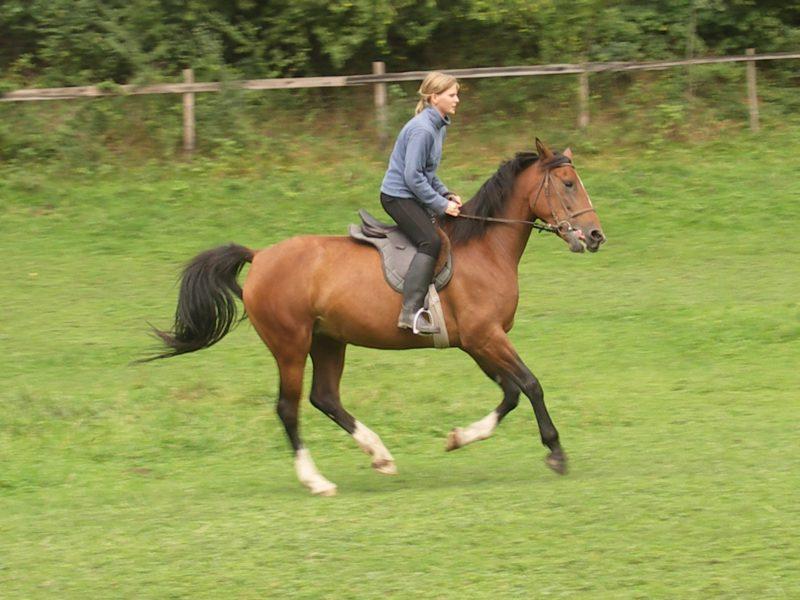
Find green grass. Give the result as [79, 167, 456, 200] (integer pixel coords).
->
[1, 122, 799, 599]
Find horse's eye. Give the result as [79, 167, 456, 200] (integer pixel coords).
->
[565, 180, 574, 188]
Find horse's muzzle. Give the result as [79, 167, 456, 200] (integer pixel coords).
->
[566, 229, 585, 253]
[565, 227, 605, 253]
[585, 228, 606, 253]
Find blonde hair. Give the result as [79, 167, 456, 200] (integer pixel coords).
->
[415, 71, 459, 114]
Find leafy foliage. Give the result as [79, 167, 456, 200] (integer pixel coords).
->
[2, 1, 799, 83]
[0, 2, 798, 163]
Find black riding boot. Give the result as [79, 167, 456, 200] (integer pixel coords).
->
[398, 252, 439, 334]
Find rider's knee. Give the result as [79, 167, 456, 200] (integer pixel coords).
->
[418, 234, 441, 258]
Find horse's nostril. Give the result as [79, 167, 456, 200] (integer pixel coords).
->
[589, 229, 605, 243]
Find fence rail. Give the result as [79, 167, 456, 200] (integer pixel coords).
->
[3, 51, 799, 102]
[3, 50, 798, 147]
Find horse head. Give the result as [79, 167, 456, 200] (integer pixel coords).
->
[530, 139, 606, 253]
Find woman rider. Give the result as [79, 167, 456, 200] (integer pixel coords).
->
[380, 72, 462, 334]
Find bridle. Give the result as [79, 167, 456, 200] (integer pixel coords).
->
[455, 155, 596, 236]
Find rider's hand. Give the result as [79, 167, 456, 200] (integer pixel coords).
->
[445, 200, 461, 216]
[448, 193, 463, 206]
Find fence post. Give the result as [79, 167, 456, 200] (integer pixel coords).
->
[686, 0, 697, 100]
[578, 68, 589, 129]
[182, 68, 196, 153]
[373, 61, 388, 147]
[746, 48, 759, 132]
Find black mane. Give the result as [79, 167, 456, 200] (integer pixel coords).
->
[444, 152, 540, 245]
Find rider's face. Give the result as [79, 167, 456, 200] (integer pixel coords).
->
[430, 85, 460, 117]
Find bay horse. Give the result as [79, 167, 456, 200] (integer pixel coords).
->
[147, 139, 606, 496]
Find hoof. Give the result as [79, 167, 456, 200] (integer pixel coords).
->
[545, 451, 568, 475]
[310, 482, 338, 496]
[445, 429, 462, 452]
[372, 459, 398, 475]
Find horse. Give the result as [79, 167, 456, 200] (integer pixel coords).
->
[146, 138, 606, 496]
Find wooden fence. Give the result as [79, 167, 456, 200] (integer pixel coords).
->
[3, 50, 799, 150]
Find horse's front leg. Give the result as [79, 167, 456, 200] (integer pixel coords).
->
[461, 329, 567, 474]
[446, 359, 520, 451]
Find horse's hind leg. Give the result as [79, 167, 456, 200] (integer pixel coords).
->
[446, 356, 520, 451]
[310, 334, 397, 475]
[274, 348, 338, 497]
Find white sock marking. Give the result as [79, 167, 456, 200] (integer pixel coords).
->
[455, 411, 499, 446]
[353, 421, 396, 472]
[294, 448, 336, 496]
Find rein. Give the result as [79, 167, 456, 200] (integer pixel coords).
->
[454, 155, 596, 236]
[455, 212, 559, 233]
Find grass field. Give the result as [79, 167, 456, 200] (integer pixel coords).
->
[2, 121, 799, 598]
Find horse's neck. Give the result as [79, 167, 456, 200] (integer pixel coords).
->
[483, 184, 536, 268]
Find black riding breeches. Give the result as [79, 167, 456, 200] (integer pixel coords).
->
[380, 193, 442, 258]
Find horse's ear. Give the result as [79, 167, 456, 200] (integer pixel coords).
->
[535, 138, 553, 159]
[563, 147, 573, 160]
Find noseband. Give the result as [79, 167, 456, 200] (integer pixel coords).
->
[455, 155, 596, 236]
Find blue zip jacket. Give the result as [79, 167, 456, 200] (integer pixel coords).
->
[380, 106, 450, 215]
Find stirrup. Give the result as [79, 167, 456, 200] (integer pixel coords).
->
[412, 307, 439, 335]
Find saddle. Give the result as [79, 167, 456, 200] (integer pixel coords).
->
[348, 209, 453, 294]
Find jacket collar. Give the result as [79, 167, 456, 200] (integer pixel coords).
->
[423, 106, 450, 129]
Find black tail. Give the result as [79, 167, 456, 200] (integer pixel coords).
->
[141, 243, 254, 362]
